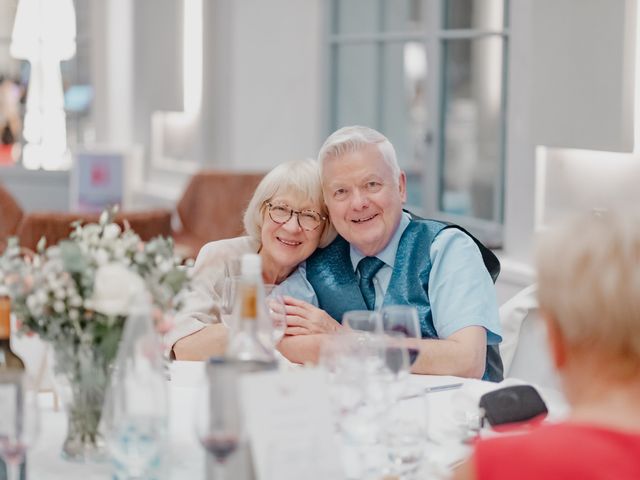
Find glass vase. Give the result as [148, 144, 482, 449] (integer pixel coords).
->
[53, 341, 113, 462]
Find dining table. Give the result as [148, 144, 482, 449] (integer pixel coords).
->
[26, 361, 569, 479]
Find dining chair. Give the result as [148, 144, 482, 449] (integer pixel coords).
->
[499, 284, 561, 391]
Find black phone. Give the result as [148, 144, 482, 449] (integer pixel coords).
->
[479, 385, 548, 427]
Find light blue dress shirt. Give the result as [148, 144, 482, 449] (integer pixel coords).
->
[281, 213, 502, 344]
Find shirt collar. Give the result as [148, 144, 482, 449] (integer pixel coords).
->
[350, 211, 411, 271]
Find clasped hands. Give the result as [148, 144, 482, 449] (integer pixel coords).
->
[279, 296, 342, 335]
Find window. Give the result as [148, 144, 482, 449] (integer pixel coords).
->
[328, 0, 509, 246]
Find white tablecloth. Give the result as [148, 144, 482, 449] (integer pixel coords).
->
[27, 361, 569, 479]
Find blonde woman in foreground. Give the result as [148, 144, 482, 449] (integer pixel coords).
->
[453, 212, 640, 479]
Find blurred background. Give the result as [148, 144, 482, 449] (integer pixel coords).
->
[1, 0, 639, 300]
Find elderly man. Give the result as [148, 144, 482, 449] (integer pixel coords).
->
[279, 126, 502, 381]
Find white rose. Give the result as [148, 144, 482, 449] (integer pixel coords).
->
[103, 223, 122, 241]
[94, 248, 110, 266]
[53, 300, 65, 314]
[91, 263, 147, 317]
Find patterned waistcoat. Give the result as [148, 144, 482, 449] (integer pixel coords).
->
[306, 218, 504, 381]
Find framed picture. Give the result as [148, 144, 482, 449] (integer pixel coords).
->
[70, 147, 130, 212]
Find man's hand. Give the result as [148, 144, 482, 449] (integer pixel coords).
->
[283, 296, 342, 335]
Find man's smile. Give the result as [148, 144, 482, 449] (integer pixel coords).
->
[351, 213, 379, 224]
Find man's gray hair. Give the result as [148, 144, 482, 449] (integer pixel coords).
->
[317, 126, 401, 182]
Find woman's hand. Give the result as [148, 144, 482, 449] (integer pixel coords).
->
[283, 296, 342, 335]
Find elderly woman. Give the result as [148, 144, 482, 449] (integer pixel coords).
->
[453, 212, 640, 480]
[169, 159, 335, 360]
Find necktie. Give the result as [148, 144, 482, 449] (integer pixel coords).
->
[357, 256, 385, 310]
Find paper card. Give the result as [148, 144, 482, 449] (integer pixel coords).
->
[239, 368, 344, 480]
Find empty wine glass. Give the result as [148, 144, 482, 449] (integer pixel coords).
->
[222, 277, 285, 346]
[381, 305, 422, 366]
[221, 274, 241, 323]
[264, 284, 286, 345]
[0, 378, 39, 480]
[195, 358, 244, 480]
[342, 310, 382, 333]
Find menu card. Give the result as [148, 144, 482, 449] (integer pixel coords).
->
[239, 368, 344, 480]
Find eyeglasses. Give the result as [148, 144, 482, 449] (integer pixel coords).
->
[266, 202, 326, 231]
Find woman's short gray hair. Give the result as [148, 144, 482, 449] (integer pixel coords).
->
[243, 159, 336, 248]
[317, 125, 401, 182]
[536, 211, 640, 377]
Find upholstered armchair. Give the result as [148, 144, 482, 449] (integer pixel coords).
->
[173, 170, 264, 259]
[0, 183, 24, 252]
[16, 209, 172, 252]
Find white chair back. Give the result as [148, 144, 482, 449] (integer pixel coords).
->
[499, 285, 561, 391]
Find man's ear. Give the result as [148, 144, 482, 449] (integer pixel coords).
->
[398, 171, 407, 203]
[541, 308, 567, 370]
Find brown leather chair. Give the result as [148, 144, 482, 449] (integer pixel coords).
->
[0, 183, 23, 252]
[16, 209, 172, 252]
[173, 170, 265, 259]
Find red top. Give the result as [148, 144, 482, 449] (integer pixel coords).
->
[474, 423, 640, 480]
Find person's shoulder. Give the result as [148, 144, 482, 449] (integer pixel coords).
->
[474, 423, 639, 478]
[473, 425, 564, 478]
[309, 235, 348, 258]
[194, 236, 258, 271]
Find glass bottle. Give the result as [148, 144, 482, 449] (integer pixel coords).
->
[0, 287, 26, 480]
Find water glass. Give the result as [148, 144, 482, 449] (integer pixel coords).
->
[104, 302, 168, 479]
[385, 394, 429, 478]
[264, 284, 286, 344]
[222, 276, 285, 345]
[0, 378, 39, 480]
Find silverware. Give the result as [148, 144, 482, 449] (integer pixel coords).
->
[398, 382, 464, 401]
[425, 382, 463, 393]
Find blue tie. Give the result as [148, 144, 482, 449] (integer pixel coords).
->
[357, 256, 385, 310]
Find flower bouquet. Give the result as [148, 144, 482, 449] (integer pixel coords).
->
[0, 209, 189, 461]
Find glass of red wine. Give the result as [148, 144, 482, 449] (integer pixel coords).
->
[194, 360, 244, 480]
[380, 305, 422, 367]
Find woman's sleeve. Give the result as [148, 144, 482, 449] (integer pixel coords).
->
[164, 242, 227, 349]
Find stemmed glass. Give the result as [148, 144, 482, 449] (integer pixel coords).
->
[194, 360, 244, 480]
[222, 276, 286, 346]
[381, 305, 422, 366]
[0, 379, 39, 480]
[264, 285, 286, 345]
[221, 274, 240, 320]
[342, 310, 382, 333]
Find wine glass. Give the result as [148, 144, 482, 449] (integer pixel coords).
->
[222, 277, 285, 345]
[342, 310, 382, 333]
[264, 284, 286, 345]
[383, 331, 411, 382]
[221, 275, 241, 324]
[381, 305, 422, 366]
[0, 379, 39, 480]
[194, 360, 244, 480]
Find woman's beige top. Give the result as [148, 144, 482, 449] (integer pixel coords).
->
[165, 236, 259, 348]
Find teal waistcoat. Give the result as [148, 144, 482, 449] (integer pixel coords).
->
[306, 218, 504, 382]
